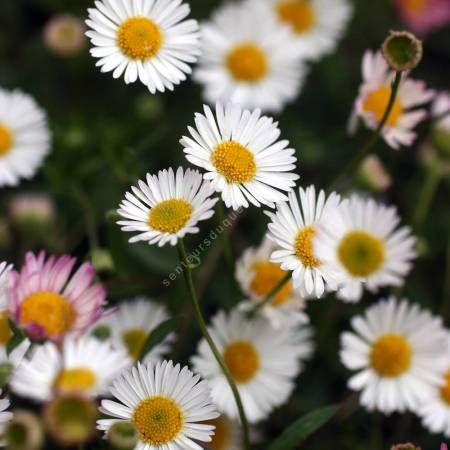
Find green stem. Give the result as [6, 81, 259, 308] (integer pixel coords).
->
[251, 272, 291, 315]
[411, 163, 442, 231]
[177, 239, 251, 450]
[330, 71, 403, 188]
[216, 199, 234, 273]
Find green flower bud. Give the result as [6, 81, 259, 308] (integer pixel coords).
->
[382, 30, 423, 71]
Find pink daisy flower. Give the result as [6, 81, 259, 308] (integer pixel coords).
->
[394, 0, 450, 37]
[9, 251, 106, 342]
[349, 50, 435, 149]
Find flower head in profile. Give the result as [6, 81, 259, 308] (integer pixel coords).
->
[11, 336, 131, 401]
[350, 50, 434, 149]
[98, 360, 219, 449]
[86, 0, 201, 93]
[340, 297, 447, 413]
[0, 88, 50, 187]
[181, 103, 299, 210]
[316, 194, 417, 303]
[252, 0, 353, 61]
[117, 167, 218, 246]
[419, 334, 450, 437]
[191, 308, 313, 423]
[236, 238, 308, 329]
[9, 251, 106, 341]
[93, 297, 174, 362]
[266, 185, 341, 298]
[194, 2, 306, 112]
[394, 0, 450, 36]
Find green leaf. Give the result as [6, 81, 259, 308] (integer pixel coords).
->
[6, 333, 26, 357]
[139, 318, 175, 361]
[267, 405, 338, 450]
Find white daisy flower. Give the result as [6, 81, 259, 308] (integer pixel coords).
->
[0, 390, 12, 426]
[86, 0, 201, 94]
[98, 360, 219, 450]
[11, 336, 131, 401]
[350, 50, 435, 149]
[191, 308, 313, 423]
[194, 2, 307, 112]
[236, 237, 308, 329]
[266, 185, 341, 299]
[117, 167, 218, 246]
[0, 262, 12, 311]
[251, 0, 353, 61]
[419, 334, 450, 438]
[202, 416, 243, 450]
[432, 90, 450, 132]
[181, 103, 300, 210]
[316, 194, 417, 303]
[93, 297, 173, 362]
[340, 297, 448, 414]
[0, 88, 50, 187]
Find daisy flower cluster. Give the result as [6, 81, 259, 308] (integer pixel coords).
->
[1, 0, 449, 448]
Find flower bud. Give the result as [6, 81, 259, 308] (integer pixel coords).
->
[9, 194, 55, 230]
[107, 422, 140, 450]
[357, 154, 392, 192]
[44, 15, 86, 57]
[43, 394, 97, 446]
[391, 444, 421, 450]
[382, 30, 423, 71]
[91, 248, 114, 273]
[3, 410, 44, 450]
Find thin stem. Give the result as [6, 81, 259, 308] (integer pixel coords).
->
[329, 71, 403, 188]
[177, 239, 251, 450]
[251, 272, 291, 315]
[411, 163, 442, 231]
[216, 199, 234, 273]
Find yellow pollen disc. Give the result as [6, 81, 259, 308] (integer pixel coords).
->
[295, 226, 320, 268]
[370, 334, 412, 377]
[211, 141, 256, 184]
[363, 85, 404, 127]
[0, 311, 11, 345]
[337, 230, 385, 277]
[132, 396, 184, 445]
[0, 123, 13, 156]
[55, 368, 97, 393]
[148, 199, 193, 234]
[440, 369, 450, 405]
[277, 0, 316, 34]
[226, 44, 268, 82]
[223, 340, 260, 383]
[122, 328, 148, 360]
[250, 262, 293, 306]
[117, 17, 162, 60]
[20, 291, 76, 338]
[206, 417, 230, 450]
[402, 0, 427, 13]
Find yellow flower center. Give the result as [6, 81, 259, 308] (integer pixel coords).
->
[402, 0, 427, 13]
[363, 85, 404, 127]
[295, 226, 320, 268]
[440, 369, 450, 405]
[0, 123, 13, 156]
[277, 0, 316, 34]
[223, 340, 260, 383]
[148, 199, 193, 234]
[132, 396, 184, 445]
[226, 44, 268, 82]
[117, 17, 162, 60]
[211, 141, 257, 184]
[122, 328, 148, 360]
[338, 230, 385, 277]
[55, 368, 97, 393]
[250, 262, 292, 306]
[370, 334, 412, 377]
[206, 417, 231, 450]
[20, 291, 76, 338]
[0, 311, 11, 345]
